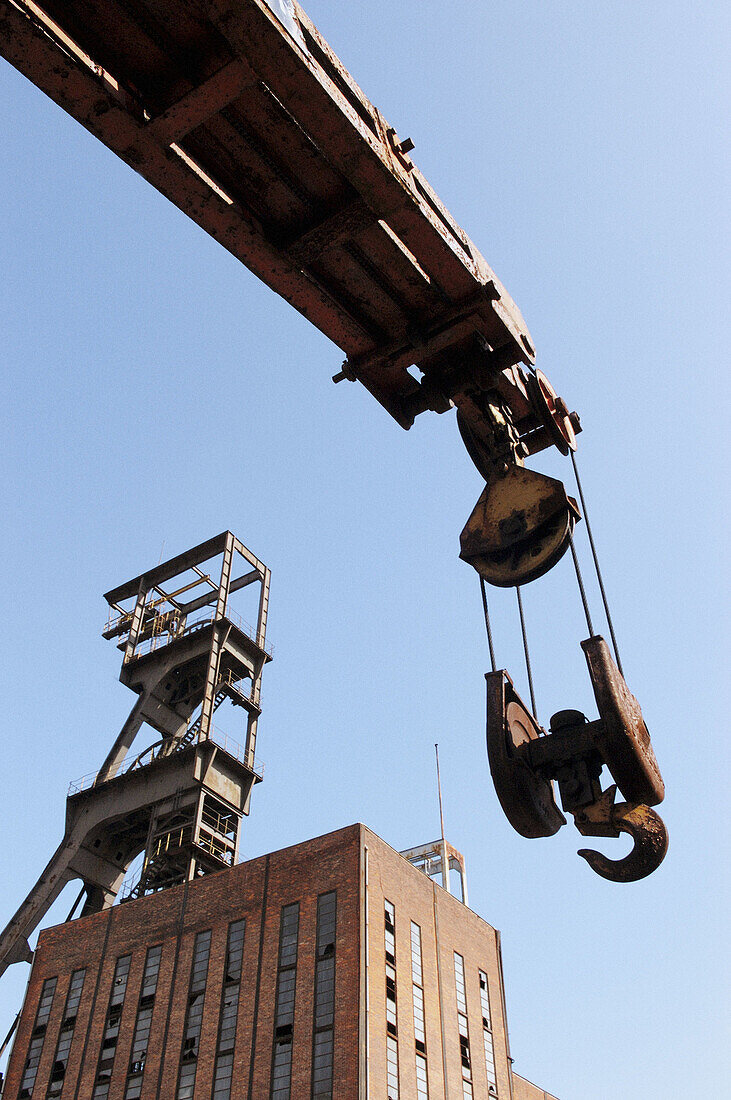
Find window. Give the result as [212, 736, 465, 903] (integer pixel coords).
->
[454, 953, 467, 1013]
[176, 931, 212, 1099]
[384, 901, 396, 964]
[212, 919, 246, 1100]
[412, 984, 426, 1047]
[384, 901, 399, 1098]
[124, 946, 162, 1099]
[453, 954, 473, 1100]
[46, 969, 86, 1097]
[19, 976, 57, 1098]
[410, 921, 426, 1054]
[271, 903, 299, 1099]
[312, 892, 337, 1098]
[410, 922, 423, 986]
[479, 970, 498, 1094]
[384, 901, 397, 1036]
[415, 1052, 429, 1100]
[312, 1030, 334, 1098]
[91, 956, 131, 1099]
[458, 1012, 471, 1074]
[386, 963, 397, 1033]
[386, 1034, 399, 1100]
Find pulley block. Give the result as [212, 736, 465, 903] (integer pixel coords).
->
[485, 671, 566, 838]
[460, 466, 580, 587]
[485, 637, 667, 881]
[525, 368, 578, 455]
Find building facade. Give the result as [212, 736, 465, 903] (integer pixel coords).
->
[2, 824, 558, 1099]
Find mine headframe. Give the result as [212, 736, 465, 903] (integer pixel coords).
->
[0, 532, 271, 979]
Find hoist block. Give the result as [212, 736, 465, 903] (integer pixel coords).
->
[485, 670, 566, 837]
[485, 636, 667, 881]
[460, 466, 580, 587]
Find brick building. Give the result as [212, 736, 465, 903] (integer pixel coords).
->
[2, 823, 557, 1100]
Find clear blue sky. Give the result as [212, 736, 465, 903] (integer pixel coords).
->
[0, 2, 728, 1096]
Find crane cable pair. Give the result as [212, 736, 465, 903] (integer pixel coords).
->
[480, 450, 623, 704]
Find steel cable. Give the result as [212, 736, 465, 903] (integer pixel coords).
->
[569, 532, 594, 637]
[516, 585, 537, 718]
[570, 451, 624, 675]
[479, 576, 497, 672]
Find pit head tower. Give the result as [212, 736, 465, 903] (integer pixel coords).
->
[0, 532, 271, 978]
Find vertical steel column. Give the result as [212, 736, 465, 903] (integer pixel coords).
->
[244, 566, 269, 770]
[123, 580, 148, 665]
[197, 534, 234, 741]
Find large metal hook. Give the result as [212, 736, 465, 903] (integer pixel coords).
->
[572, 786, 668, 883]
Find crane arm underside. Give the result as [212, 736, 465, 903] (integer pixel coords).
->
[0, 0, 535, 427]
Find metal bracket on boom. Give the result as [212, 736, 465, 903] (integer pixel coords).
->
[485, 636, 668, 881]
[453, 355, 582, 588]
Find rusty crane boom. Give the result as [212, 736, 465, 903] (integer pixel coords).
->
[0, 0, 667, 893]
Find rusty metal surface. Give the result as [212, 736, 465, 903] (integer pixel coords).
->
[574, 786, 668, 883]
[525, 369, 578, 455]
[486, 645, 667, 881]
[485, 671, 565, 838]
[581, 635, 665, 806]
[0, 532, 273, 976]
[461, 468, 579, 587]
[0, 0, 536, 426]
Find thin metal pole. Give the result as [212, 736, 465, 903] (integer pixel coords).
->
[515, 586, 537, 718]
[569, 533, 594, 637]
[479, 576, 497, 672]
[0, 1011, 20, 1061]
[65, 884, 86, 923]
[571, 451, 623, 674]
[435, 744, 450, 895]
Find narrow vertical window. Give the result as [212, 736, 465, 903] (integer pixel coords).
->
[312, 891, 336, 1098]
[410, 922, 428, 1096]
[415, 1052, 429, 1100]
[212, 919, 246, 1100]
[384, 901, 398, 1098]
[454, 953, 472, 1100]
[19, 976, 57, 1098]
[386, 1034, 399, 1100]
[479, 970, 498, 1094]
[454, 952, 467, 1013]
[177, 930, 212, 1100]
[124, 945, 162, 1099]
[46, 969, 85, 1097]
[384, 900, 396, 963]
[271, 902, 299, 1100]
[92, 954, 132, 1099]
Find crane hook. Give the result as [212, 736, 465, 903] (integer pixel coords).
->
[573, 786, 668, 883]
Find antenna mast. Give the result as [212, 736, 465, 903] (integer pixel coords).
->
[435, 743, 450, 896]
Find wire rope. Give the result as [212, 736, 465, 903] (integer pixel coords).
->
[570, 451, 624, 674]
[569, 532, 594, 637]
[515, 585, 537, 718]
[479, 576, 497, 672]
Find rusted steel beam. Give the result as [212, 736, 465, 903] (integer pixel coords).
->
[0, 1, 374, 352]
[283, 197, 374, 265]
[210, 0, 480, 296]
[103, 531, 231, 605]
[0, 0, 536, 426]
[145, 57, 257, 145]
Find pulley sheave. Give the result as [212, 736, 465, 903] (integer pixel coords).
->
[485, 671, 566, 838]
[460, 466, 580, 587]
